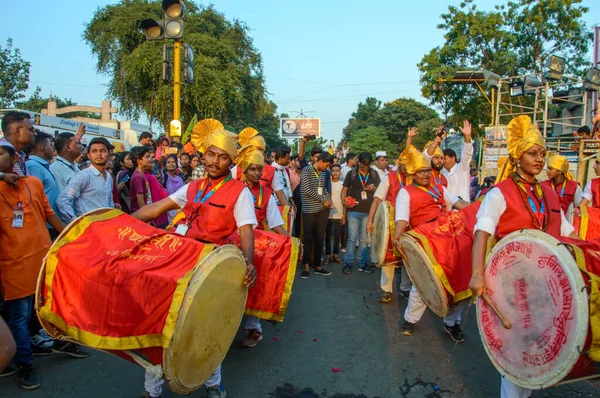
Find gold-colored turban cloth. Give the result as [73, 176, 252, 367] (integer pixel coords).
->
[404, 145, 431, 176]
[423, 141, 443, 157]
[235, 146, 265, 173]
[496, 115, 545, 183]
[191, 119, 238, 161]
[547, 155, 573, 180]
[239, 127, 266, 152]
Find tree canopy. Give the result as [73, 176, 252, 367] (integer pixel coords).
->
[83, 0, 284, 149]
[0, 38, 30, 108]
[418, 0, 593, 130]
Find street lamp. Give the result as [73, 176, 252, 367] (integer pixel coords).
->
[584, 67, 600, 92]
[544, 55, 566, 80]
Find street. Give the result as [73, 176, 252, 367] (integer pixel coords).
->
[1, 264, 598, 398]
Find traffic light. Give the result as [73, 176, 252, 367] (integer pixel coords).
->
[141, 18, 164, 40]
[162, 45, 172, 83]
[162, 0, 184, 39]
[184, 44, 194, 84]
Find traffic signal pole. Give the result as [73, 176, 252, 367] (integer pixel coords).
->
[173, 39, 181, 122]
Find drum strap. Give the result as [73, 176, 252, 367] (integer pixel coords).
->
[124, 350, 164, 378]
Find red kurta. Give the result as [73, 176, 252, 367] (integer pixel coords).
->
[432, 170, 448, 189]
[386, 170, 407, 203]
[591, 178, 600, 208]
[405, 185, 446, 228]
[540, 178, 578, 213]
[180, 175, 246, 245]
[247, 183, 273, 229]
[495, 178, 562, 239]
[260, 164, 276, 190]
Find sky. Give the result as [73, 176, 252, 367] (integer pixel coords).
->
[1, 0, 598, 143]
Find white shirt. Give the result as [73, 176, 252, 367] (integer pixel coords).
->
[372, 165, 388, 181]
[374, 174, 391, 201]
[340, 165, 352, 181]
[582, 180, 595, 203]
[573, 185, 584, 206]
[473, 187, 574, 237]
[425, 141, 473, 202]
[272, 163, 292, 199]
[168, 183, 258, 228]
[329, 180, 344, 220]
[394, 186, 459, 223]
[265, 195, 284, 229]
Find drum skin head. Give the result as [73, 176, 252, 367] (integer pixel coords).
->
[371, 201, 389, 267]
[477, 230, 589, 390]
[399, 235, 449, 317]
[164, 245, 248, 394]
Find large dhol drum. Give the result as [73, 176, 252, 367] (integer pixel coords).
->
[570, 205, 600, 241]
[36, 209, 248, 394]
[370, 201, 400, 267]
[399, 202, 481, 317]
[477, 229, 600, 389]
[229, 228, 299, 322]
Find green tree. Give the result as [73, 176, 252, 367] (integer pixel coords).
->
[342, 97, 381, 141]
[348, 126, 399, 160]
[83, 1, 273, 133]
[374, 98, 441, 144]
[0, 38, 30, 108]
[15, 87, 100, 119]
[418, 0, 593, 129]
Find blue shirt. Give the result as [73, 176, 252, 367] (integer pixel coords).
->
[56, 165, 114, 223]
[49, 156, 80, 193]
[26, 155, 60, 225]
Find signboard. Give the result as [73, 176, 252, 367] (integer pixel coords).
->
[279, 118, 321, 138]
[583, 139, 600, 155]
[484, 125, 507, 140]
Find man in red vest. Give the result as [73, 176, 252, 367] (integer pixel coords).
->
[580, 153, 600, 208]
[392, 147, 469, 340]
[132, 121, 257, 398]
[540, 155, 582, 213]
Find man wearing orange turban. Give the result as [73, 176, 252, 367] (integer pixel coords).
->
[469, 115, 578, 398]
[132, 118, 257, 398]
[540, 155, 582, 213]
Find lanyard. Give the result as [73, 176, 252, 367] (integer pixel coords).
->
[551, 179, 567, 198]
[396, 171, 404, 187]
[249, 185, 263, 209]
[57, 157, 78, 171]
[0, 181, 32, 210]
[311, 166, 320, 179]
[413, 182, 442, 201]
[194, 175, 232, 204]
[514, 174, 546, 217]
[358, 172, 369, 189]
[432, 170, 443, 186]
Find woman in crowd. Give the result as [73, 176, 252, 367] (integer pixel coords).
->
[114, 151, 134, 213]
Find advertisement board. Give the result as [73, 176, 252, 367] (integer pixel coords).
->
[279, 118, 321, 138]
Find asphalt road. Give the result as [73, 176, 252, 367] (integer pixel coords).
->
[1, 264, 598, 398]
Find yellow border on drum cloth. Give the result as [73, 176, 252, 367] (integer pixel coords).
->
[39, 210, 215, 350]
[386, 201, 400, 258]
[405, 230, 472, 303]
[245, 236, 300, 322]
[570, 244, 600, 362]
[264, 206, 291, 233]
[579, 205, 589, 240]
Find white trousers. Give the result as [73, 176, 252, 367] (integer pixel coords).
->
[244, 316, 262, 333]
[380, 264, 412, 293]
[144, 364, 222, 397]
[500, 377, 531, 398]
[404, 286, 465, 326]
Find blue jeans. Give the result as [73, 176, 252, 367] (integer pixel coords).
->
[5, 295, 34, 365]
[344, 211, 369, 268]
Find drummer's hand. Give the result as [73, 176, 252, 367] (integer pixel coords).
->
[245, 263, 257, 289]
[366, 220, 373, 233]
[393, 238, 407, 261]
[365, 184, 376, 192]
[469, 274, 486, 297]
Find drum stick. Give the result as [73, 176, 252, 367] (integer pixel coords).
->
[482, 294, 512, 329]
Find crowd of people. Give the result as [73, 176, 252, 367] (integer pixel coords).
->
[1, 109, 600, 398]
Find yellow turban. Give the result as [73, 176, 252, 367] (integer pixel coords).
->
[404, 145, 431, 175]
[190, 118, 238, 161]
[239, 127, 266, 152]
[496, 115, 545, 183]
[236, 146, 265, 173]
[547, 155, 573, 180]
[423, 141, 443, 157]
[497, 156, 508, 169]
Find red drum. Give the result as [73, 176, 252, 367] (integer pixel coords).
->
[399, 202, 481, 317]
[229, 229, 299, 322]
[36, 209, 248, 394]
[571, 205, 600, 241]
[477, 229, 600, 389]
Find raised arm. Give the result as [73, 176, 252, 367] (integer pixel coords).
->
[131, 197, 180, 222]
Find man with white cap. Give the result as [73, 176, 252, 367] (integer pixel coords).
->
[372, 151, 389, 180]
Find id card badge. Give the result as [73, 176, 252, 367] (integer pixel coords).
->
[175, 224, 189, 236]
[318, 187, 323, 195]
[12, 210, 24, 228]
[361, 191, 368, 200]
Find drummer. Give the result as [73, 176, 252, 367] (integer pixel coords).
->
[580, 153, 600, 208]
[469, 115, 578, 398]
[540, 154, 582, 213]
[131, 119, 257, 398]
[236, 143, 288, 348]
[392, 147, 469, 340]
[366, 139, 410, 304]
